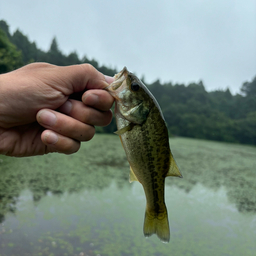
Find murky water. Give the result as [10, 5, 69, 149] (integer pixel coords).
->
[0, 135, 256, 256]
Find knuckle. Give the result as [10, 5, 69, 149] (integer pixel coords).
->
[83, 63, 96, 74]
[24, 62, 53, 70]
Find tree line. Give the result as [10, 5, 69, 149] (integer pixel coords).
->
[0, 20, 255, 145]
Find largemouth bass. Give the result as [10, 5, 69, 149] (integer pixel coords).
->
[105, 67, 182, 243]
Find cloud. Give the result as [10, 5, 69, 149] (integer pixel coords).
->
[1, 0, 255, 93]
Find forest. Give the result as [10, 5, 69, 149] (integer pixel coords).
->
[0, 20, 255, 145]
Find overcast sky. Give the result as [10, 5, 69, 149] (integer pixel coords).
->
[1, 0, 256, 94]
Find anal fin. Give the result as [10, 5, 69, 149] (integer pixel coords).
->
[166, 152, 183, 178]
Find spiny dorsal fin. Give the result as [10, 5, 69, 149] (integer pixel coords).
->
[129, 166, 139, 183]
[166, 152, 183, 178]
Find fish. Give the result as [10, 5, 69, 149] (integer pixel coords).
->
[105, 67, 182, 243]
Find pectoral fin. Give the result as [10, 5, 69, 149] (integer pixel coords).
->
[114, 123, 134, 135]
[129, 166, 139, 183]
[166, 152, 183, 178]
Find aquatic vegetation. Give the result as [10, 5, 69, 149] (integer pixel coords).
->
[0, 135, 256, 255]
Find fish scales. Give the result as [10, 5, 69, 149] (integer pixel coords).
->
[105, 67, 182, 243]
[121, 104, 169, 213]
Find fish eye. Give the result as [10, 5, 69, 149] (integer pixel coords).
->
[131, 82, 140, 92]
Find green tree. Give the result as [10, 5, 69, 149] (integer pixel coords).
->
[0, 20, 11, 38]
[241, 76, 256, 97]
[11, 29, 38, 63]
[1, 19, 255, 145]
[66, 51, 81, 65]
[0, 28, 23, 74]
[47, 37, 65, 65]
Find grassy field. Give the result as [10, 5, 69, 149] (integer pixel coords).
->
[0, 134, 255, 256]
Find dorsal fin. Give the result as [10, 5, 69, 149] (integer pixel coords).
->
[166, 152, 183, 178]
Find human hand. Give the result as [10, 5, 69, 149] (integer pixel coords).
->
[0, 63, 114, 157]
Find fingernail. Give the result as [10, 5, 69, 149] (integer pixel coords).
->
[83, 94, 99, 106]
[44, 131, 58, 145]
[38, 110, 56, 126]
[105, 75, 114, 84]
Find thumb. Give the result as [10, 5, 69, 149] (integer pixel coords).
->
[52, 64, 114, 95]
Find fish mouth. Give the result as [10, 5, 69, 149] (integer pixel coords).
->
[105, 67, 129, 93]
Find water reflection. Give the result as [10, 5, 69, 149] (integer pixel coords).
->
[0, 134, 256, 224]
[0, 183, 256, 256]
[169, 138, 256, 214]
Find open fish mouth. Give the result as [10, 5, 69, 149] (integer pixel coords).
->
[114, 66, 128, 80]
[105, 67, 129, 92]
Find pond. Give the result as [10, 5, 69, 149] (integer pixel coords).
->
[0, 134, 256, 256]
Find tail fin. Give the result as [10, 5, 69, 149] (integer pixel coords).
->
[143, 205, 170, 243]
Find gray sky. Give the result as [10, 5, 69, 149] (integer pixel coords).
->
[1, 0, 256, 94]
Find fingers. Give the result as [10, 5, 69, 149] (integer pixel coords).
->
[37, 109, 95, 142]
[32, 63, 115, 155]
[37, 108, 95, 154]
[58, 89, 114, 126]
[50, 64, 115, 95]
[59, 99, 112, 126]
[36, 87, 114, 155]
[104, 75, 115, 84]
[82, 89, 114, 111]
[19, 63, 115, 96]
[41, 130, 81, 155]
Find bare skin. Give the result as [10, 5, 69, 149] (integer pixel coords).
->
[0, 63, 114, 157]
